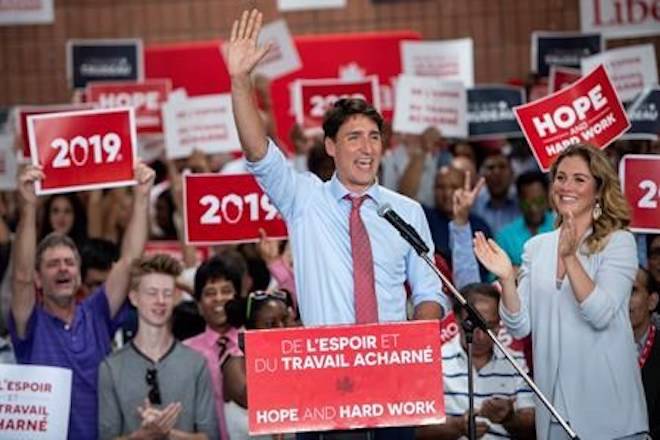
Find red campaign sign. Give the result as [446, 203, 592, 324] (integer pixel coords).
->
[143, 241, 210, 265]
[295, 77, 380, 130]
[245, 321, 444, 435]
[16, 104, 95, 160]
[183, 173, 288, 245]
[620, 155, 660, 233]
[514, 65, 630, 172]
[86, 79, 171, 134]
[548, 66, 581, 93]
[28, 108, 137, 195]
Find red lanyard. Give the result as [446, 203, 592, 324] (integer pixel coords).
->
[639, 324, 656, 368]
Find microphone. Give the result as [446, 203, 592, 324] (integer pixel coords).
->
[377, 203, 430, 256]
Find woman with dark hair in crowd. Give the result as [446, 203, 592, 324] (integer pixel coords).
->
[38, 193, 88, 248]
[474, 144, 648, 439]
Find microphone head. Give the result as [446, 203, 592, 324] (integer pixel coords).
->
[377, 203, 392, 217]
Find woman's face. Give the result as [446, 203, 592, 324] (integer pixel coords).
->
[551, 155, 598, 221]
[254, 299, 289, 330]
[49, 196, 74, 234]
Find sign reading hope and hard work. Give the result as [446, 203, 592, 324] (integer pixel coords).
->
[400, 39, 474, 87]
[514, 65, 629, 172]
[623, 87, 659, 140]
[0, 364, 72, 438]
[531, 31, 602, 77]
[467, 86, 525, 139]
[245, 321, 444, 435]
[183, 173, 287, 245]
[27, 108, 137, 194]
[620, 155, 660, 233]
[67, 39, 143, 89]
[393, 75, 467, 137]
[549, 66, 582, 93]
[86, 79, 171, 134]
[293, 77, 380, 130]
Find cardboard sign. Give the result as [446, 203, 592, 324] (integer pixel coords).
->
[0, 0, 53, 26]
[622, 87, 659, 141]
[531, 32, 603, 77]
[67, 38, 143, 89]
[27, 108, 137, 195]
[514, 65, 629, 172]
[580, 44, 658, 103]
[293, 77, 380, 131]
[143, 241, 210, 265]
[16, 104, 95, 160]
[393, 75, 467, 138]
[162, 93, 240, 159]
[549, 66, 582, 93]
[0, 133, 17, 190]
[620, 155, 660, 233]
[245, 321, 444, 435]
[0, 364, 72, 438]
[467, 85, 525, 139]
[580, 0, 660, 39]
[255, 20, 302, 80]
[277, 0, 346, 11]
[183, 173, 287, 245]
[86, 79, 171, 134]
[400, 39, 474, 87]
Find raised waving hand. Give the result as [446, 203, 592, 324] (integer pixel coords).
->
[226, 9, 271, 79]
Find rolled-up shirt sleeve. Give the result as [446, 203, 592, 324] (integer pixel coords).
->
[449, 221, 481, 289]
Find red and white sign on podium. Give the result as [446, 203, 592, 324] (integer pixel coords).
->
[620, 154, 660, 233]
[514, 65, 629, 172]
[27, 107, 137, 195]
[183, 173, 287, 245]
[293, 77, 380, 131]
[86, 79, 171, 134]
[245, 321, 445, 435]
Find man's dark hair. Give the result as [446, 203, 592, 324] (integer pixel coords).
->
[452, 282, 500, 316]
[193, 255, 242, 301]
[322, 98, 384, 141]
[307, 140, 335, 181]
[80, 238, 119, 280]
[515, 171, 549, 195]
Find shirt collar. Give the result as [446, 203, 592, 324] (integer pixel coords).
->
[328, 173, 382, 206]
[483, 187, 517, 208]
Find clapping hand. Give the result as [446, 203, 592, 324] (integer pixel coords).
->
[558, 210, 578, 258]
[473, 231, 515, 282]
[137, 398, 182, 439]
[479, 397, 514, 425]
[226, 9, 271, 79]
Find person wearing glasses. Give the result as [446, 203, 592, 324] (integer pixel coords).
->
[98, 254, 218, 440]
[221, 289, 292, 440]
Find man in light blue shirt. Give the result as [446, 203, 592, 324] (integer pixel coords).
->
[473, 153, 521, 235]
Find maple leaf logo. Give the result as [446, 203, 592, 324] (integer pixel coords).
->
[338, 62, 366, 80]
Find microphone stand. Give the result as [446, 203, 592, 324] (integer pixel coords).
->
[401, 231, 580, 440]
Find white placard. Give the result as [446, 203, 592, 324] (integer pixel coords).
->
[0, 364, 72, 438]
[393, 75, 467, 138]
[0, 0, 53, 25]
[400, 39, 474, 87]
[256, 20, 302, 80]
[581, 44, 658, 102]
[162, 94, 240, 159]
[277, 0, 346, 11]
[580, 0, 660, 39]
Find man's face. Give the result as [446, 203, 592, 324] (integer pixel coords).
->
[36, 245, 81, 304]
[130, 273, 177, 328]
[481, 155, 513, 198]
[519, 182, 549, 228]
[629, 269, 657, 330]
[325, 115, 382, 193]
[459, 294, 499, 358]
[198, 278, 237, 331]
[434, 167, 465, 216]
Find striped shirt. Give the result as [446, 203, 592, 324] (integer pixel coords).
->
[441, 335, 535, 439]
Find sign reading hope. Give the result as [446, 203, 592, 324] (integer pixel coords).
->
[245, 321, 444, 435]
[514, 64, 629, 171]
[620, 154, 660, 233]
[183, 173, 287, 244]
[27, 108, 137, 194]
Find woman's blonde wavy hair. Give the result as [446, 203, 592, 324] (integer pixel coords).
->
[549, 144, 630, 255]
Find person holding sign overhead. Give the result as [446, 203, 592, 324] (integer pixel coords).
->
[227, 9, 448, 439]
[9, 162, 154, 440]
[473, 144, 648, 439]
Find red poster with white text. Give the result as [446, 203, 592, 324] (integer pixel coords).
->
[548, 66, 581, 93]
[86, 79, 171, 133]
[514, 65, 629, 172]
[183, 173, 288, 245]
[27, 108, 137, 195]
[294, 77, 380, 131]
[619, 154, 660, 233]
[245, 321, 444, 435]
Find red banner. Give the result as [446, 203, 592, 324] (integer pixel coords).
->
[183, 173, 287, 245]
[245, 321, 444, 435]
[514, 65, 630, 172]
[620, 154, 660, 233]
[28, 108, 137, 195]
[548, 66, 581, 93]
[86, 79, 171, 134]
[294, 77, 380, 131]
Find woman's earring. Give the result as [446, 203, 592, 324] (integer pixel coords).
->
[593, 200, 602, 220]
